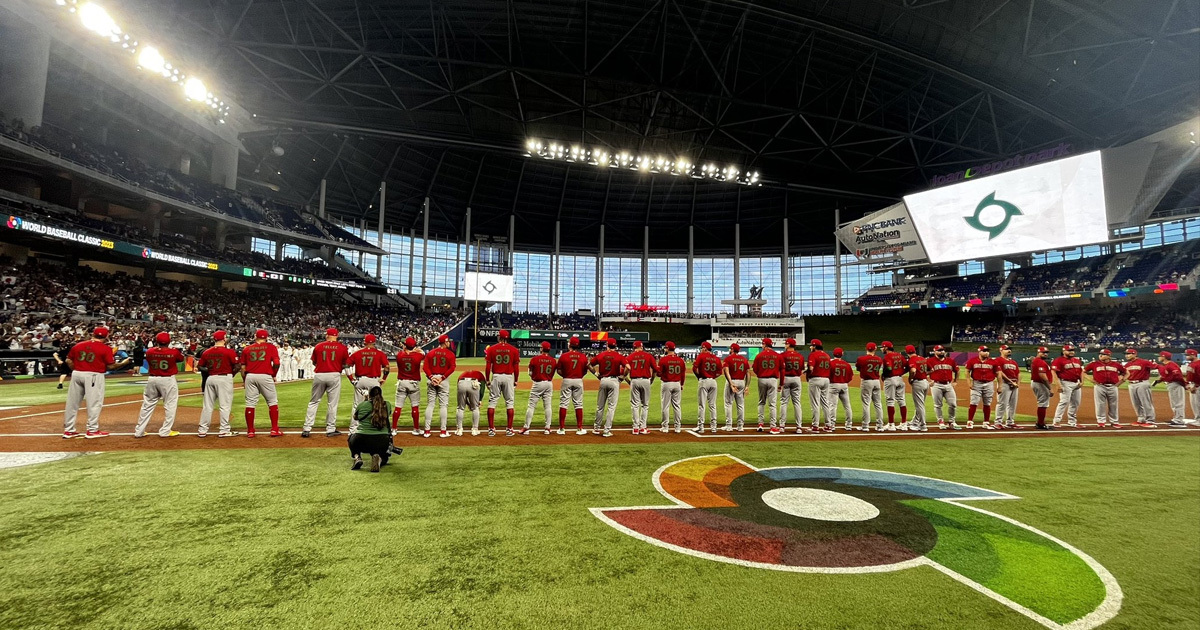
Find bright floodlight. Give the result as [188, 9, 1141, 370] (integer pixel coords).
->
[79, 3, 120, 38]
[137, 46, 166, 75]
[183, 77, 207, 101]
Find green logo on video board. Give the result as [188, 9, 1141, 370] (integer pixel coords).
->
[964, 192, 1022, 240]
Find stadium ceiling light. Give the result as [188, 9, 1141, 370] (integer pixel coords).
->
[524, 138, 762, 185]
[78, 2, 120, 40]
[183, 77, 208, 101]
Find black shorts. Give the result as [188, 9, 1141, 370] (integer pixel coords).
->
[58, 363, 72, 376]
[348, 433, 392, 457]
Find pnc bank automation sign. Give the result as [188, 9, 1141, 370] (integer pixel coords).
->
[929, 142, 1072, 187]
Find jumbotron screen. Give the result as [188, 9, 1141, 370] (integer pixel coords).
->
[903, 151, 1109, 264]
[463, 271, 515, 303]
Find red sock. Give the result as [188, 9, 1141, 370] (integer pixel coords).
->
[1036, 407, 1046, 425]
[268, 405, 279, 431]
[559, 407, 567, 429]
[576, 408, 584, 430]
[245, 408, 256, 433]
[392, 408, 402, 430]
[900, 406, 907, 422]
[411, 408, 420, 431]
[887, 407, 895, 422]
[982, 406, 991, 423]
[487, 408, 495, 431]
[506, 408, 514, 430]
[968, 404, 977, 421]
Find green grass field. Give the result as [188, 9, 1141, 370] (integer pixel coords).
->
[1, 437, 1197, 629]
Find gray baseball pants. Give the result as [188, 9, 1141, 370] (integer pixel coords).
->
[426, 380, 451, 432]
[63, 370, 105, 434]
[245, 373, 280, 408]
[559, 378, 584, 410]
[931, 382, 957, 424]
[457, 378, 480, 430]
[1032, 382, 1052, 408]
[860, 379, 882, 429]
[1053, 380, 1082, 426]
[831, 382, 853, 427]
[1093, 383, 1119, 425]
[724, 380, 746, 428]
[660, 381, 682, 430]
[134, 375, 178, 437]
[909, 379, 929, 428]
[807, 376, 830, 427]
[630, 378, 652, 431]
[303, 372, 342, 433]
[1127, 381, 1154, 423]
[488, 373, 515, 409]
[781, 376, 803, 428]
[757, 377, 779, 427]
[970, 381, 995, 406]
[884, 376, 906, 409]
[696, 378, 718, 430]
[524, 380, 554, 429]
[595, 376, 620, 431]
[997, 382, 1019, 424]
[1167, 382, 1186, 421]
[199, 374, 234, 435]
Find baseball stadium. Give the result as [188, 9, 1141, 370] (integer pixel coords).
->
[0, 1, 1198, 628]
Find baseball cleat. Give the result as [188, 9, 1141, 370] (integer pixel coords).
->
[218, 431, 239, 438]
[454, 427, 464, 436]
[423, 430, 431, 438]
[722, 424, 733, 431]
[488, 430, 496, 437]
[769, 427, 781, 435]
[471, 428, 480, 436]
[898, 423, 909, 431]
[351, 456, 363, 470]
[440, 431, 449, 438]
[411, 429, 421, 436]
[160, 431, 180, 438]
[885, 423, 896, 432]
[133, 433, 145, 439]
[576, 429, 588, 436]
[937, 421, 946, 430]
[62, 431, 82, 439]
[246, 431, 256, 438]
[506, 430, 515, 437]
[949, 423, 963, 430]
[556, 429, 566, 435]
[593, 429, 603, 435]
[84, 431, 110, 439]
[299, 431, 310, 438]
[659, 427, 669, 433]
[1168, 420, 1188, 428]
[602, 430, 613, 438]
[268, 429, 283, 437]
[544, 428, 553, 435]
[756, 423, 765, 432]
[966, 421, 974, 429]
[196, 432, 208, 438]
[695, 425, 704, 434]
[326, 430, 343, 437]
[1137, 422, 1157, 428]
[518, 428, 530, 435]
[984, 423, 995, 430]
[674, 427, 682, 433]
[1111, 423, 1122, 429]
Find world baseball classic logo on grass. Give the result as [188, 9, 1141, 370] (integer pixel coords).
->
[591, 455, 1121, 629]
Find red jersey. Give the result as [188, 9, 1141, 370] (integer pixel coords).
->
[1051, 356, 1083, 382]
[528, 354, 558, 382]
[241, 342, 280, 375]
[691, 351, 722, 379]
[349, 347, 389, 379]
[995, 357, 1020, 383]
[311, 341, 349, 374]
[591, 350, 627, 378]
[907, 354, 929, 380]
[657, 354, 687, 383]
[965, 356, 998, 382]
[68, 340, 115, 372]
[1030, 358, 1053, 385]
[806, 350, 831, 378]
[1158, 361, 1184, 384]
[1188, 360, 1200, 386]
[200, 346, 239, 376]
[145, 347, 183, 377]
[830, 358, 854, 384]
[724, 354, 750, 380]
[394, 350, 424, 380]
[882, 351, 907, 378]
[556, 350, 590, 379]
[780, 350, 806, 377]
[459, 369, 486, 381]
[1123, 358, 1154, 382]
[627, 350, 659, 379]
[485, 342, 521, 376]
[1085, 360, 1125, 385]
[423, 347, 457, 378]
[855, 354, 883, 380]
[926, 356, 958, 384]
[752, 348, 782, 379]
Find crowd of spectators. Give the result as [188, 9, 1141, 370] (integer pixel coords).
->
[1111, 241, 1200, 288]
[927, 273, 1005, 303]
[493, 311, 597, 331]
[1006, 257, 1111, 297]
[853, 286, 926, 307]
[973, 309, 1200, 349]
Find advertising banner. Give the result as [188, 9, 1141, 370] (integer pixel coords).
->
[836, 203, 927, 263]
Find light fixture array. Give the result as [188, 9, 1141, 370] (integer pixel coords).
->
[524, 139, 761, 186]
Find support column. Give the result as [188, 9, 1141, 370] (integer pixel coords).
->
[733, 223, 741, 314]
[596, 225, 605, 315]
[407, 228, 415, 294]
[463, 207, 471, 303]
[274, 241, 283, 261]
[376, 181, 386, 280]
[687, 225, 694, 314]
[0, 10, 49, 128]
[215, 222, 228, 250]
[318, 179, 327, 219]
[553, 220, 561, 316]
[356, 219, 365, 268]
[781, 217, 790, 315]
[834, 207, 842, 314]
[421, 197, 430, 310]
[151, 216, 162, 240]
[210, 141, 239, 190]
[508, 214, 515, 314]
[642, 225, 650, 306]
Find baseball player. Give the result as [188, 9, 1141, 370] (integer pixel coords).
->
[423, 335, 457, 437]
[524, 342, 558, 435]
[779, 339, 805, 432]
[1186, 349, 1200, 423]
[1085, 350, 1125, 427]
[880, 341, 908, 431]
[486, 330, 521, 436]
[1155, 352, 1188, 427]
[723, 343, 751, 431]
[828, 348, 854, 431]
[855, 342, 884, 431]
[53, 337, 73, 390]
[279, 342, 296, 382]
[691, 341, 721, 433]
[302, 328, 349, 438]
[456, 369, 485, 437]
[927, 345, 961, 430]
[1051, 344, 1084, 427]
[965, 345, 997, 429]
[993, 345, 1020, 430]
[133, 332, 184, 438]
[905, 345, 929, 432]
[348, 334, 390, 432]
[657, 341, 686, 433]
[393, 337, 424, 435]
[1123, 348, 1157, 428]
[753, 338, 782, 433]
[629, 340, 659, 435]
[805, 339, 832, 433]
[1030, 347, 1055, 430]
[241, 329, 283, 438]
[62, 326, 132, 439]
[198, 330, 241, 438]
[590, 338, 626, 437]
[556, 336, 589, 435]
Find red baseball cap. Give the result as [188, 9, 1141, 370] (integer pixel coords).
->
[438, 334, 449, 343]
[1062, 344, 1075, 351]
[255, 329, 268, 338]
[1099, 349, 1112, 356]
[1186, 349, 1198, 356]
[213, 330, 227, 341]
[786, 338, 797, 346]
[1124, 348, 1137, 354]
[540, 341, 551, 350]
[809, 339, 821, 347]
[404, 337, 416, 348]
[569, 335, 580, 347]
[1037, 346, 1048, 353]
[93, 326, 109, 338]
[499, 330, 511, 339]
[326, 328, 338, 337]
[865, 342, 877, 351]
[700, 341, 711, 349]
[999, 344, 1009, 351]
[933, 344, 944, 351]
[634, 340, 644, 348]
[155, 332, 171, 344]
[978, 345, 989, 352]
[882, 341, 893, 349]
[1160, 351, 1173, 359]
[364, 334, 377, 343]
[762, 338, 773, 346]
[607, 338, 617, 347]
[832, 347, 843, 357]
[665, 341, 676, 350]
[730, 343, 740, 351]
[905, 344, 916, 353]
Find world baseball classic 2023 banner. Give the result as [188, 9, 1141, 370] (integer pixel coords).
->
[836, 202, 928, 264]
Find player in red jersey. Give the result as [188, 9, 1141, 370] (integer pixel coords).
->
[393, 336, 424, 435]
[963, 345, 998, 428]
[456, 369, 486, 436]
[1186, 349, 1200, 424]
[880, 341, 908, 431]
[198, 330, 242, 438]
[779, 339, 805, 433]
[524, 342, 558, 435]
[303, 328, 349, 438]
[62, 326, 131, 439]
[691, 341, 721, 433]
[993, 345, 1021, 430]
[1029, 347, 1055, 430]
[241, 329, 283, 437]
[1123, 348, 1157, 427]
[628, 341, 659, 435]
[855, 342, 884, 431]
[927, 345, 961, 430]
[348, 334, 391, 432]
[904, 345, 929, 432]
[134, 332, 184, 438]
[557, 336, 590, 435]
[423, 335, 457, 437]
[805, 339, 832, 433]
[657, 341, 686, 433]
[1154, 352, 1188, 427]
[722, 343, 751, 431]
[753, 338, 783, 433]
[828, 348, 854, 430]
[590, 338, 626, 437]
[1051, 344, 1084, 427]
[1085, 349, 1126, 427]
[485, 330, 522, 436]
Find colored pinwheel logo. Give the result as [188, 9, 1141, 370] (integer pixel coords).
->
[6, 216, 21, 229]
[591, 455, 1121, 629]
[141, 248, 152, 258]
[965, 192, 1022, 239]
